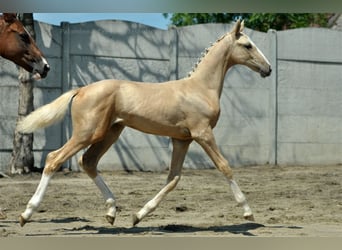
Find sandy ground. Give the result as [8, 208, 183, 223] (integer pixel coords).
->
[0, 165, 341, 237]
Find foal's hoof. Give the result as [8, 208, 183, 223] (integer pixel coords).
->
[132, 214, 140, 226]
[105, 215, 115, 225]
[19, 215, 27, 227]
[244, 213, 255, 221]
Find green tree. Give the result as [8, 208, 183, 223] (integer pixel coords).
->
[163, 13, 249, 27]
[245, 13, 329, 31]
[164, 13, 330, 32]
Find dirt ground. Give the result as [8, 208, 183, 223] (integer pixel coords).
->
[0, 165, 341, 237]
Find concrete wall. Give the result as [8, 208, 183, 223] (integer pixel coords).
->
[0, 20, 341, 172]
[276, 28, 342, 165]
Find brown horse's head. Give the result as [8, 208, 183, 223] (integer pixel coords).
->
[0, 13, 50, 79]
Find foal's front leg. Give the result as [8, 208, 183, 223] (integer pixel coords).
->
[133, 139, 191, 226]
[194, 127, 254, 221]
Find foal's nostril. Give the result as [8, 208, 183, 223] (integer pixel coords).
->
[44, 64, 50, 72]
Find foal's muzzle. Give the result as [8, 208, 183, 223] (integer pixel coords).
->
[260, 65, 272, 78]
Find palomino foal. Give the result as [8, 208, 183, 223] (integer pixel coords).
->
[0, 13, 50, 79]
[18, 20, 271, 227]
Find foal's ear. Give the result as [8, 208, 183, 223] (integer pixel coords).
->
[232, 19, 244, 37]
[3, 13, 17, 23]
[240, 20, 245, 32]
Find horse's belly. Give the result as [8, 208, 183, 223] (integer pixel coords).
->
[121, 116, 192, 139]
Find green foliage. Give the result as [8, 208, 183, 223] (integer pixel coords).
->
[163, 13, 249, 27]
[164, 13, 329, 32]
[245, 13, 328, 31]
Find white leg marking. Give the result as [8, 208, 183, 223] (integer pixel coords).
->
[135, 199, 158, 222]
[229, 179, 253, 218]
[21, 174, 52, 221]
[135, 176, 180, 223]
[93, 175, 116, 218]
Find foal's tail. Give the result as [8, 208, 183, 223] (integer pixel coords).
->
[18, 89, 79, 133]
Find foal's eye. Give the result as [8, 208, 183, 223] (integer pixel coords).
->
[244, 43, 252, 50]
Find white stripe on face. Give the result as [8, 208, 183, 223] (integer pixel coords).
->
[34, 56, 49, 72]
[249, 37, 271, 65]
[42, 57, 48, 65]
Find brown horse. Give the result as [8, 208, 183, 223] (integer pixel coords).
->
[0, 13, 50, 79]
[18, 20, 271, 227]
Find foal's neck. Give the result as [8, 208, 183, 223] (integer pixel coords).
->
[187, 34, 234, 97]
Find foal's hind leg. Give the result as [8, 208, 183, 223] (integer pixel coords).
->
[194, 127, 254, 221]
[20, 137, 88, 226]
[133, 138, 191, 226]
[78, 123, 125, 225]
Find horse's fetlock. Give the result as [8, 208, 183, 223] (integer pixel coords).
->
[105, 198, 115, 207]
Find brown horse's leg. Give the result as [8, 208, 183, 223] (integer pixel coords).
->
[193, 126, 254, 221]
[133, 138, 192, 226]
[19, 137, 89, 226]
[78, 123, 125, 225]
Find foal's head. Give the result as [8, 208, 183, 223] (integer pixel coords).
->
[228, 20, 272, 78]
[0, 13, 50, 79]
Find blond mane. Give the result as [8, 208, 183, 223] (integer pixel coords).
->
[187, 33, 228, 77]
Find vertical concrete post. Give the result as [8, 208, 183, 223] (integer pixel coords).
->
[168, 26, 178, 81]
[267, 29, 278, 165]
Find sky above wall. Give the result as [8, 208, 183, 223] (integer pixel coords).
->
[34, 13, 170, 30]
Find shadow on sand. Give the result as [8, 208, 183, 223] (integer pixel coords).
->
[2, 216, 303, 237]
[53, 221, 301, 236]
